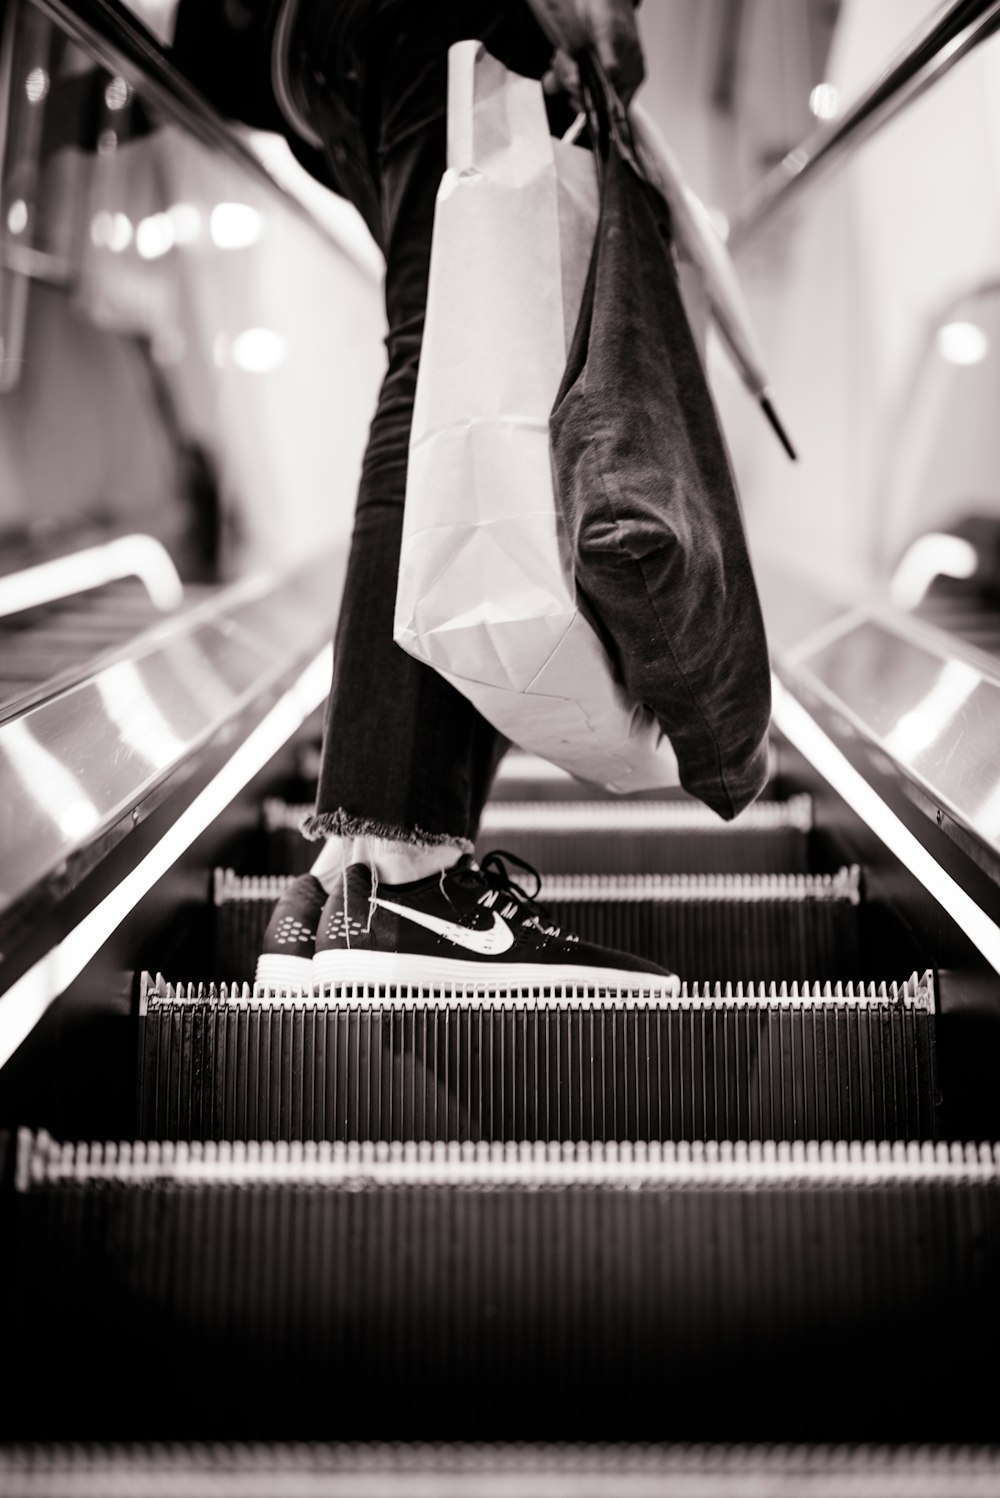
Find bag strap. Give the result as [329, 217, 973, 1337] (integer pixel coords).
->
[576, 52, 645, 181]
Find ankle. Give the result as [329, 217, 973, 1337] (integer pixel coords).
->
[354, 838, 460, 886]
[309, 836, 349, 893]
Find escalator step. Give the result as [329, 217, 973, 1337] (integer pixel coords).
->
[8, 1131, 999, 1442]
[136, 970, 937, 1144]
[213, 865, 861, 983]
[260, 795, 814, 876]
[3, 1441, 1000, 1496]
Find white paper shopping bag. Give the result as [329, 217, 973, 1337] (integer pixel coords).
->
[394, 40, 678, 793]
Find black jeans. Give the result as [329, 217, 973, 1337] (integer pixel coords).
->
[298, 0, 554, 851]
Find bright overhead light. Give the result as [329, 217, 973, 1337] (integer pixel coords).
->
[91, 210, 113, 247]
[937, 321, 989, 366]
[210, 202, 263, 250]
[809, 82, 840, 120]
[167, 202, 201, 244]
[107, 212, 133, 253]
[231, 327, 287, 374]
[24, 66, 49, 104]
[136, 211, 175, 260]
[7, 199, 27, 235]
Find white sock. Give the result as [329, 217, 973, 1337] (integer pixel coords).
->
[309, 836, 349, 893]
[354, 837, 460, 886]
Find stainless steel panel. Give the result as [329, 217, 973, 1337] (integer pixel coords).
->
[0, 555, 339, 913]
[788, 606, 1000, 856]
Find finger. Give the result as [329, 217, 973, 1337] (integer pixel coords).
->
[591, 14, 646, 103]
[547, 50, 582, 107]
[597, 41, 644, 103]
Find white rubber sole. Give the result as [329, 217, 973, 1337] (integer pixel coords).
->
[255, 954, 316, 987]
[312, 948, 679, 994]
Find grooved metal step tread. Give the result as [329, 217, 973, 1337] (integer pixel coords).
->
[4, 1443, 1000, 1498]
[217, 867, 858, 905]
[212, 866, 861, 985]
[136, 972, 938, 1144]
[8, 1132, 999, 1442]
[260, 796, 814, 875]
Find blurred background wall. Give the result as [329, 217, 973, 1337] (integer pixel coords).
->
[3, 0, 997, 626]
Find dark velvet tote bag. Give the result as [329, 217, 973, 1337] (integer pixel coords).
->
[550, 63, 771, 820]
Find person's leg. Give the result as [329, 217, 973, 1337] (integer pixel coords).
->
[299, 0, 550, 879]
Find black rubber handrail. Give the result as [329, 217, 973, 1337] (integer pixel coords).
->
[28, 0, 365, 266]
[730, 0, 1000, 249]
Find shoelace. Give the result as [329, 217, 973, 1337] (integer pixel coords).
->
[471, 850, 576, 941]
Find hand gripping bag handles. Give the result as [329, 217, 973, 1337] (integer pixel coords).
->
[549, 59, 772, 819]
[394, 39, 679, 795]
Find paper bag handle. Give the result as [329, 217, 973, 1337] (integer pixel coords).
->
[447, 38, 552, 175]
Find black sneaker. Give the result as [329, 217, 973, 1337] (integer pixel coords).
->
[255, 873, 327, 987]
[312, 852, 679, 992]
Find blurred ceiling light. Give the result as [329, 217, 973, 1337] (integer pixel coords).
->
[104, 75, 131, 111]
[167, 202, 201, 244]
[90, 209, 113, 247]
[210, 202, 263, 250]
[7, 199, 28, 235]
[231, 327, 287, 374]
[24, 66, 49, 104]
[107, 212, 133, 253]
[97, 128, 118, 156]
[809, 82, 840, 121]
[937, 321, 989, 366]
[136, 211, 175, 260]
[890, 532, 978, 610]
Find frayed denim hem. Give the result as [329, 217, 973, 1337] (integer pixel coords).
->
[300, 808, 474, 856]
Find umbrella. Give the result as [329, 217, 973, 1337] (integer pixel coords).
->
[630, 104, 797, 461]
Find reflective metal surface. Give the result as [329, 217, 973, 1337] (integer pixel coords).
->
[0, 553, 340, 913]
[787, 606, 1000, 857]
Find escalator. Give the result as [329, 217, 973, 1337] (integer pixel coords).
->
[3, 708, 999, 1469]
[3, 0, 1000, 1490]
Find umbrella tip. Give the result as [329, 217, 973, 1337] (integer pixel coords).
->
[760, 395, 797, 461]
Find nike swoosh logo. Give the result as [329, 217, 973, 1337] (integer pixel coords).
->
[373, 898, 515, 956]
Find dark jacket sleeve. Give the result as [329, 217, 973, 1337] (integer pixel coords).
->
[170, 0, 338, 189]
[171, 0, 285, 132]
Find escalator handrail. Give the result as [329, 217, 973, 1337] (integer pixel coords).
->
[729, 0, 1000, 250]
[27, 0, 370, 272]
